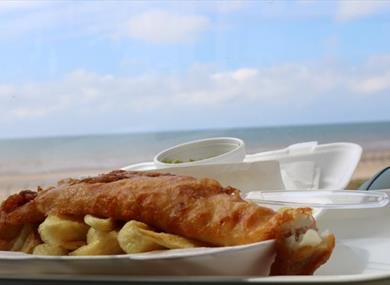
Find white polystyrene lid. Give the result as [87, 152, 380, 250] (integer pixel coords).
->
[244, 142, 362, 190]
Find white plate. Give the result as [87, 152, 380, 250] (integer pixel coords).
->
[1, 190, 390, 283]
[0, 241, 275, 276]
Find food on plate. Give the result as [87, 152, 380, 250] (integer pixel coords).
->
[0, 170, 335, 275]
[84, 215, 115, 232]
[117, 220, 165, 253]
[38, 215, 88, 250]
[10, 224, 40, 253]
[134, 224, 204, 249]
[70, 227, 122, 256]
[33, 243, 68, 256]
[269, 208, 335, 275]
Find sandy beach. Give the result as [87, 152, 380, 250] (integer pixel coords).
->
[1, 148, 389, 199]
[0, 169, 107, 200]
[352, 150, 390, 180]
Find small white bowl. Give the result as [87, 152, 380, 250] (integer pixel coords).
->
[153, 137, 246, 168]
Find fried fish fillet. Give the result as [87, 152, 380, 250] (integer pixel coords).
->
[0, 170, 335, 275]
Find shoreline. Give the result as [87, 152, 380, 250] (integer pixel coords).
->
[1, 149, 389, 197]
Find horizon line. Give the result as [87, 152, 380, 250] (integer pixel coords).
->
[1, 119, 390, 141]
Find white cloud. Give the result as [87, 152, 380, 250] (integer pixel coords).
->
[365, 55, 390, 70]
[0, 3, 211, 44]
[124, 10, 210, 44]
[337, 0, 390, 21]
[4, 1, 389, 45]
[351, 72, 390, 94]
[2, 56, 390, 122]
[10, 108, 50, 119]
[0, 85, 16, 97]
[212, 68, 258, 81]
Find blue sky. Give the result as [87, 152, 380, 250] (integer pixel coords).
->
[0, 0, 390, 138]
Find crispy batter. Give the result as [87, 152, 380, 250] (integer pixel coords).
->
[0, 190, 38, 243]
[268, 208, 335, 275]
[271, 232, 335, 275]
[2, 171, 277, 246]
[0, 170, 335, 275]
[1, 190, 37, 214]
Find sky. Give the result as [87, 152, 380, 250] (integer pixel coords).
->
[0, 0, 390, 139]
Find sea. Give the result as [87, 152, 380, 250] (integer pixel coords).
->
[1, 121, 390, 175]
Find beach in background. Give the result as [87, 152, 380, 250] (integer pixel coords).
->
[1, 121, 390, 196]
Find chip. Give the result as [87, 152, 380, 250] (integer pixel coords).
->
[10, 224, 33, 251]
[117, 220, 164, 254]
[32, 214, 203, 256]
[33, 243, 68, 256]
[84, 215, 114, 232]
[20, 231, 41, 254]
[86, 227, 98, 244]
[69, 230, 123, 256]
[38, 215, 88, 250]
[138, 228, 203, 249]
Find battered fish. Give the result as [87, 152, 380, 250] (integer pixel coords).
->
[0, 170, 335, 275]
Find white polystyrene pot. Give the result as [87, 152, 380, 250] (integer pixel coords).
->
[153, 137, 246, 169]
